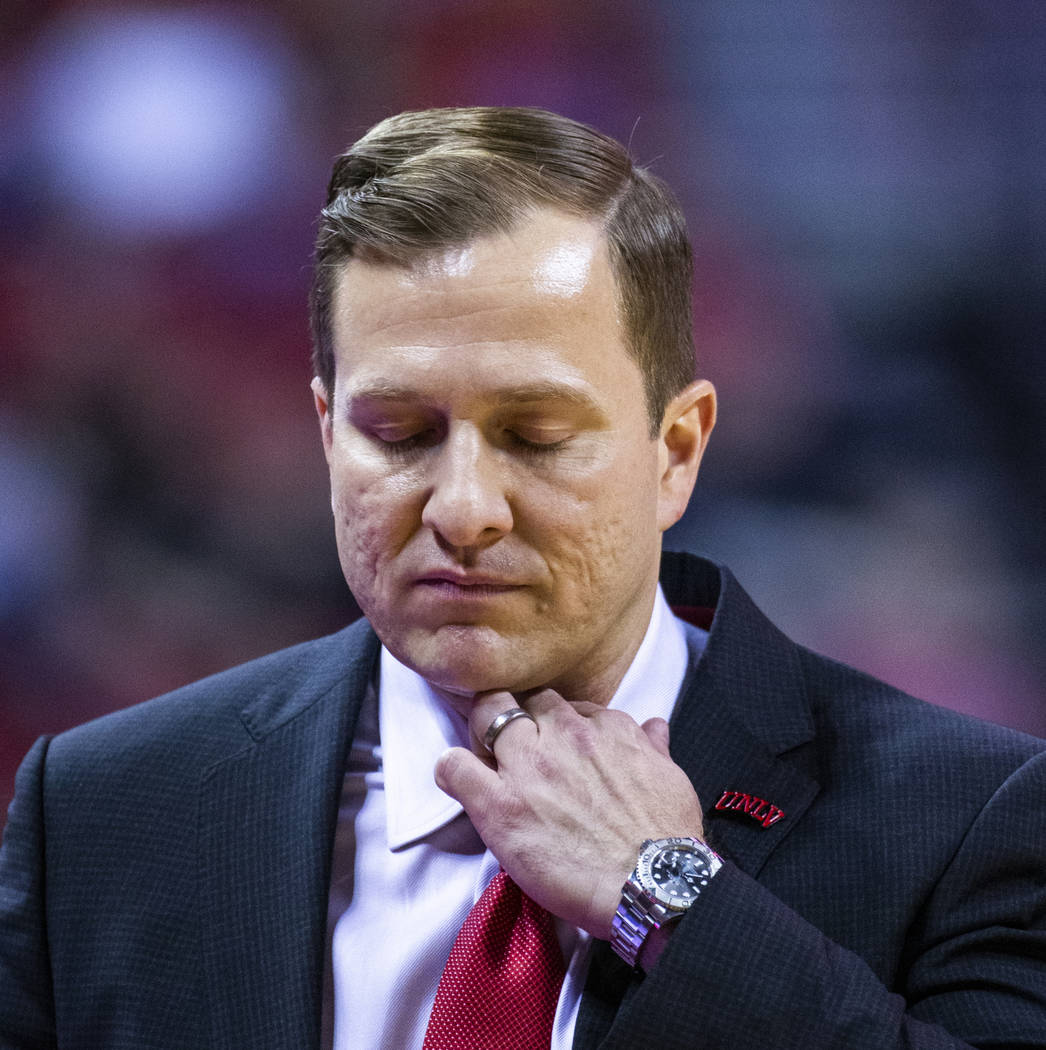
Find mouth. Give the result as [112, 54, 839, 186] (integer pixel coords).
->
[414, 571, 525, 597]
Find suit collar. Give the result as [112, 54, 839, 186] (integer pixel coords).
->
[235, 619, 380, 742]
[661, 550, 815, 756]
[197, 620, 379, 1048]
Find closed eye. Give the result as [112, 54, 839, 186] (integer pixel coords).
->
[503, 430, 571, 456]
[370, 427, 442, 457]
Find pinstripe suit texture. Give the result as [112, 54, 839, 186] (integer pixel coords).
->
[1, 552, 1044, 1049]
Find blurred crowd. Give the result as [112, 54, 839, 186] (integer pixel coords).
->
[2, 0, 1044, 813]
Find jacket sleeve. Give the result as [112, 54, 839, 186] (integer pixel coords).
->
[594, 749, 1046, 1050]
[0, 738, 57, 1050]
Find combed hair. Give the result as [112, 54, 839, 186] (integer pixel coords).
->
[310, 107, 696, 433]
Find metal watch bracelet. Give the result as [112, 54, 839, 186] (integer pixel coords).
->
[610, 879, 667, 968]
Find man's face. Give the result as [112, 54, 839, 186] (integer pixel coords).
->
[315, 209, 698, 705]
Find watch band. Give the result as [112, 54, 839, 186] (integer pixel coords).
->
[609, 877, 667, 968]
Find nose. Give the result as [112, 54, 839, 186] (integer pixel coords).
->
[421, 424, 513, 551]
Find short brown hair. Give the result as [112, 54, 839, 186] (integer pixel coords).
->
[310, 107, 696, 434]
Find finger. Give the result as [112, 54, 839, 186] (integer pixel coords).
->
[518, 687, 601, 720]
[641, 716, 672, 758]
[468, 690, 538, 759]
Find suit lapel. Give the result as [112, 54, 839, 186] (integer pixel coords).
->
[662, 553, 821, 877]
[669, 637, 820, 878]
[575, 555, 821, 1048]
[197, 622, 379, 1049]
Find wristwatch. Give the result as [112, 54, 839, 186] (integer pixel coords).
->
[610, 836, 722, 968]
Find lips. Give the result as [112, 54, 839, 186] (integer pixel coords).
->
[411, 569, 528, 602]
[416, 570, 524, 588]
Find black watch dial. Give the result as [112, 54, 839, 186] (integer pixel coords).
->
[650, 846, 712, 904]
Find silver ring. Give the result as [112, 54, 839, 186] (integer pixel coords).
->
[482, 707, 536, 754]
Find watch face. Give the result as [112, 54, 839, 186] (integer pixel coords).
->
[638, 838, 718, 911]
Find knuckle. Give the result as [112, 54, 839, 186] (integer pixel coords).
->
[601, 709, 648, 747]
[562, 717, 599, 756]
[531, 749, 561, 781]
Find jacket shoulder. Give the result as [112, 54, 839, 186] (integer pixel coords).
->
[796, 644, 1046, 795]
[46, 618, 377, 784]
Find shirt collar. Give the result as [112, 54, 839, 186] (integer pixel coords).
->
[378, 584, 704, 850]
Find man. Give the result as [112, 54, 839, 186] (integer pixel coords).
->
[1, 107, 1044, 1049]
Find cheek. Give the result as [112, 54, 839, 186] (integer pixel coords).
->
[330, 467, 419, 596]
[535, 472, 660, 612]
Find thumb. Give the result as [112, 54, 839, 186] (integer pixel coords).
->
[433, 745, 497, 804]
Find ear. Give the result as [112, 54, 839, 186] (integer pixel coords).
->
[656, 379, 716, 532]
[311, 376, 334, 464]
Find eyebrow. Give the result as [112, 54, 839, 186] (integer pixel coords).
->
[347, 380, 600, 411]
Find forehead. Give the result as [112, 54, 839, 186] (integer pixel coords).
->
[327, 210, 633, 398]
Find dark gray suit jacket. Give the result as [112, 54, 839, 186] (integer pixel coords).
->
[2, 552, 1044, 1048]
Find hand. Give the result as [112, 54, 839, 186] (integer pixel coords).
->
[433, 688, 706, 940]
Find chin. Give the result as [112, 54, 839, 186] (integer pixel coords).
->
[418, 660, 536, 699]
[411, 638, 535, 697]
[394, 626, 544, 697]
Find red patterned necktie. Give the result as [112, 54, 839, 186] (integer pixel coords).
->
[423, 869, 567, 1050]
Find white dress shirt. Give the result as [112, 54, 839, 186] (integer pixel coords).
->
[322, 586, 705, 1049]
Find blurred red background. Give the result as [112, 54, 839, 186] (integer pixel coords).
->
[3, 0, 1045, 817]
